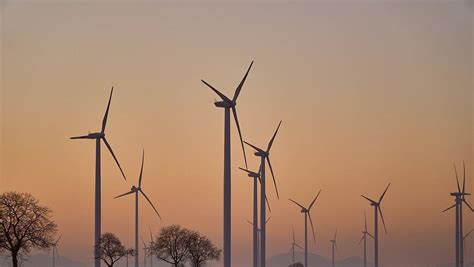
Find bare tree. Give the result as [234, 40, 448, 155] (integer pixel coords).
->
[125, 248, 135, 267]
[0, 192, 57, 267]
[187, 230, 221, 267]
[96, 232, 127, 267]
[150, 225, 190, 267]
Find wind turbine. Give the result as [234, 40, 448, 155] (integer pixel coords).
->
[239, 167, 272, 267]
[290, 226, 303, 266]
[51, 234, 62, 267]
[361, 183, 391, 267]
[245, 120, 282, 267]
[115, 151, 161, 267]
[141, 236, 150, 267]
[443, 162, 473, 267]
[358, 211, 373, 267]
[201, 61, 253, 267]
[148, 226, 154, 267]
[330, 229, 338, 267]
[70, 87, 127, 267]
[246, 216, 271, 267]
[288, 189, 321, 267]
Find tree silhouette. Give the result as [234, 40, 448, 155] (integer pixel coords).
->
[150, 225, 190, 267]
[96, 232, 127, 267]
[0, 192, 57, 267]
[187, 230, 221, 267]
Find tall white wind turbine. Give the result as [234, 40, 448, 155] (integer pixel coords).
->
[288, 190, 321, 267]
[358, 212, 373, 267]
[245, 121, 282, 267]
[115, 151, 161, 267]
[201, 61, 253, 267]
[246, 216, 271, 267]
[361, 183, 391, 267]
[70, 87, 127, 267]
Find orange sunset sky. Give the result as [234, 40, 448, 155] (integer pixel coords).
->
[0, 1, 473, 266]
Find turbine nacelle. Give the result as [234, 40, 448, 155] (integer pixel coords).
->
[214, 100, 236, 108]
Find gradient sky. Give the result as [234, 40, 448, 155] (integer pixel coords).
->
[0, 1, 473, 266]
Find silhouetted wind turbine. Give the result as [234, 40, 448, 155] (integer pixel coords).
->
[443, 162, 473, 267]
[361, 183, 391, 267]
[358, 212, 373, 267]
[148, 226, 154, 267]
[330, 228, 338, 267]
[246, 216, 271, 267]
[51, 234, 62, 267]
[288, 190, 321, 267]
[290, 226, 303, 266]
[239, 167, 271, 267]
[141, 236, 150, 267]
[245, 121, 282, 267]
[70, 87, 127, 267]
[201, 61, 253, 267]
[115, 151, 161, 267]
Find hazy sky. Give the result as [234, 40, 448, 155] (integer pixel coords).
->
[0, 1, 473, 266]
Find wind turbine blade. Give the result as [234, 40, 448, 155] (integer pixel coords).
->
[267, 157, 279, 199]
[462, 161, 466, 194]
[114, 190, 134, 199]
[138, 150, 145, 188]
[246, 220, 253, 227]
[308, 190, 322, 210]
[201, 80, 231, 102]
[55, 234, 63, 244]
[140, 189, 162, 219]
[70, 135, 90, 139]
[367, 232, 374, 239]
[361, 195, 377, 204]
[141, 236, 146, 247]
[267, 120, 282, 152]
[454, 163, 461, 193]
[379, 183, 391, 203]
[358, 235, 364, 245]
[378, 206, 388, 235]
[308, 213, 316, 243]
[364, 211, 368, 232]
[463, 199, 474, 211]
[288, 198, 305, 210]
[334, 228, 338, 240]
[233, 60, 253, 101]
[244, 141, 265, 153]
[239, 167, 252, 175]
[101, 87, 114, 133]
[295, 244, 303, 250]
[292, 226, 295, 243]
[266, 216, 271, 224]
[55, 246, 60, 259]
[442, 203, 457, 212]
[265, 195, 272, 213]
[149, 225, 153, 241]
[102, 137, 126, 181]
[465, 229, 474, 239]
[232, 107, 248, 168]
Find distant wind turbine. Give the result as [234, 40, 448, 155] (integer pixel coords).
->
[290, 226, 303, 266]
[239, 167, 272, 267]
[246, 216, 271, 267]
[358, 211, 373, 267]
[51, 234, 62, 267]
[201, 61, 253, 267]
[141, 236, 150, 267]
[288, 189, 321, 267]
[148, 226, 154, 267]
[361, 183, 391, 267]
[330, 228, 338, 267]
[115, 151, 161, 267]
[443, 162, 473, 267]
[70, 87, 127, 267]
[245, 120, 282, 267]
